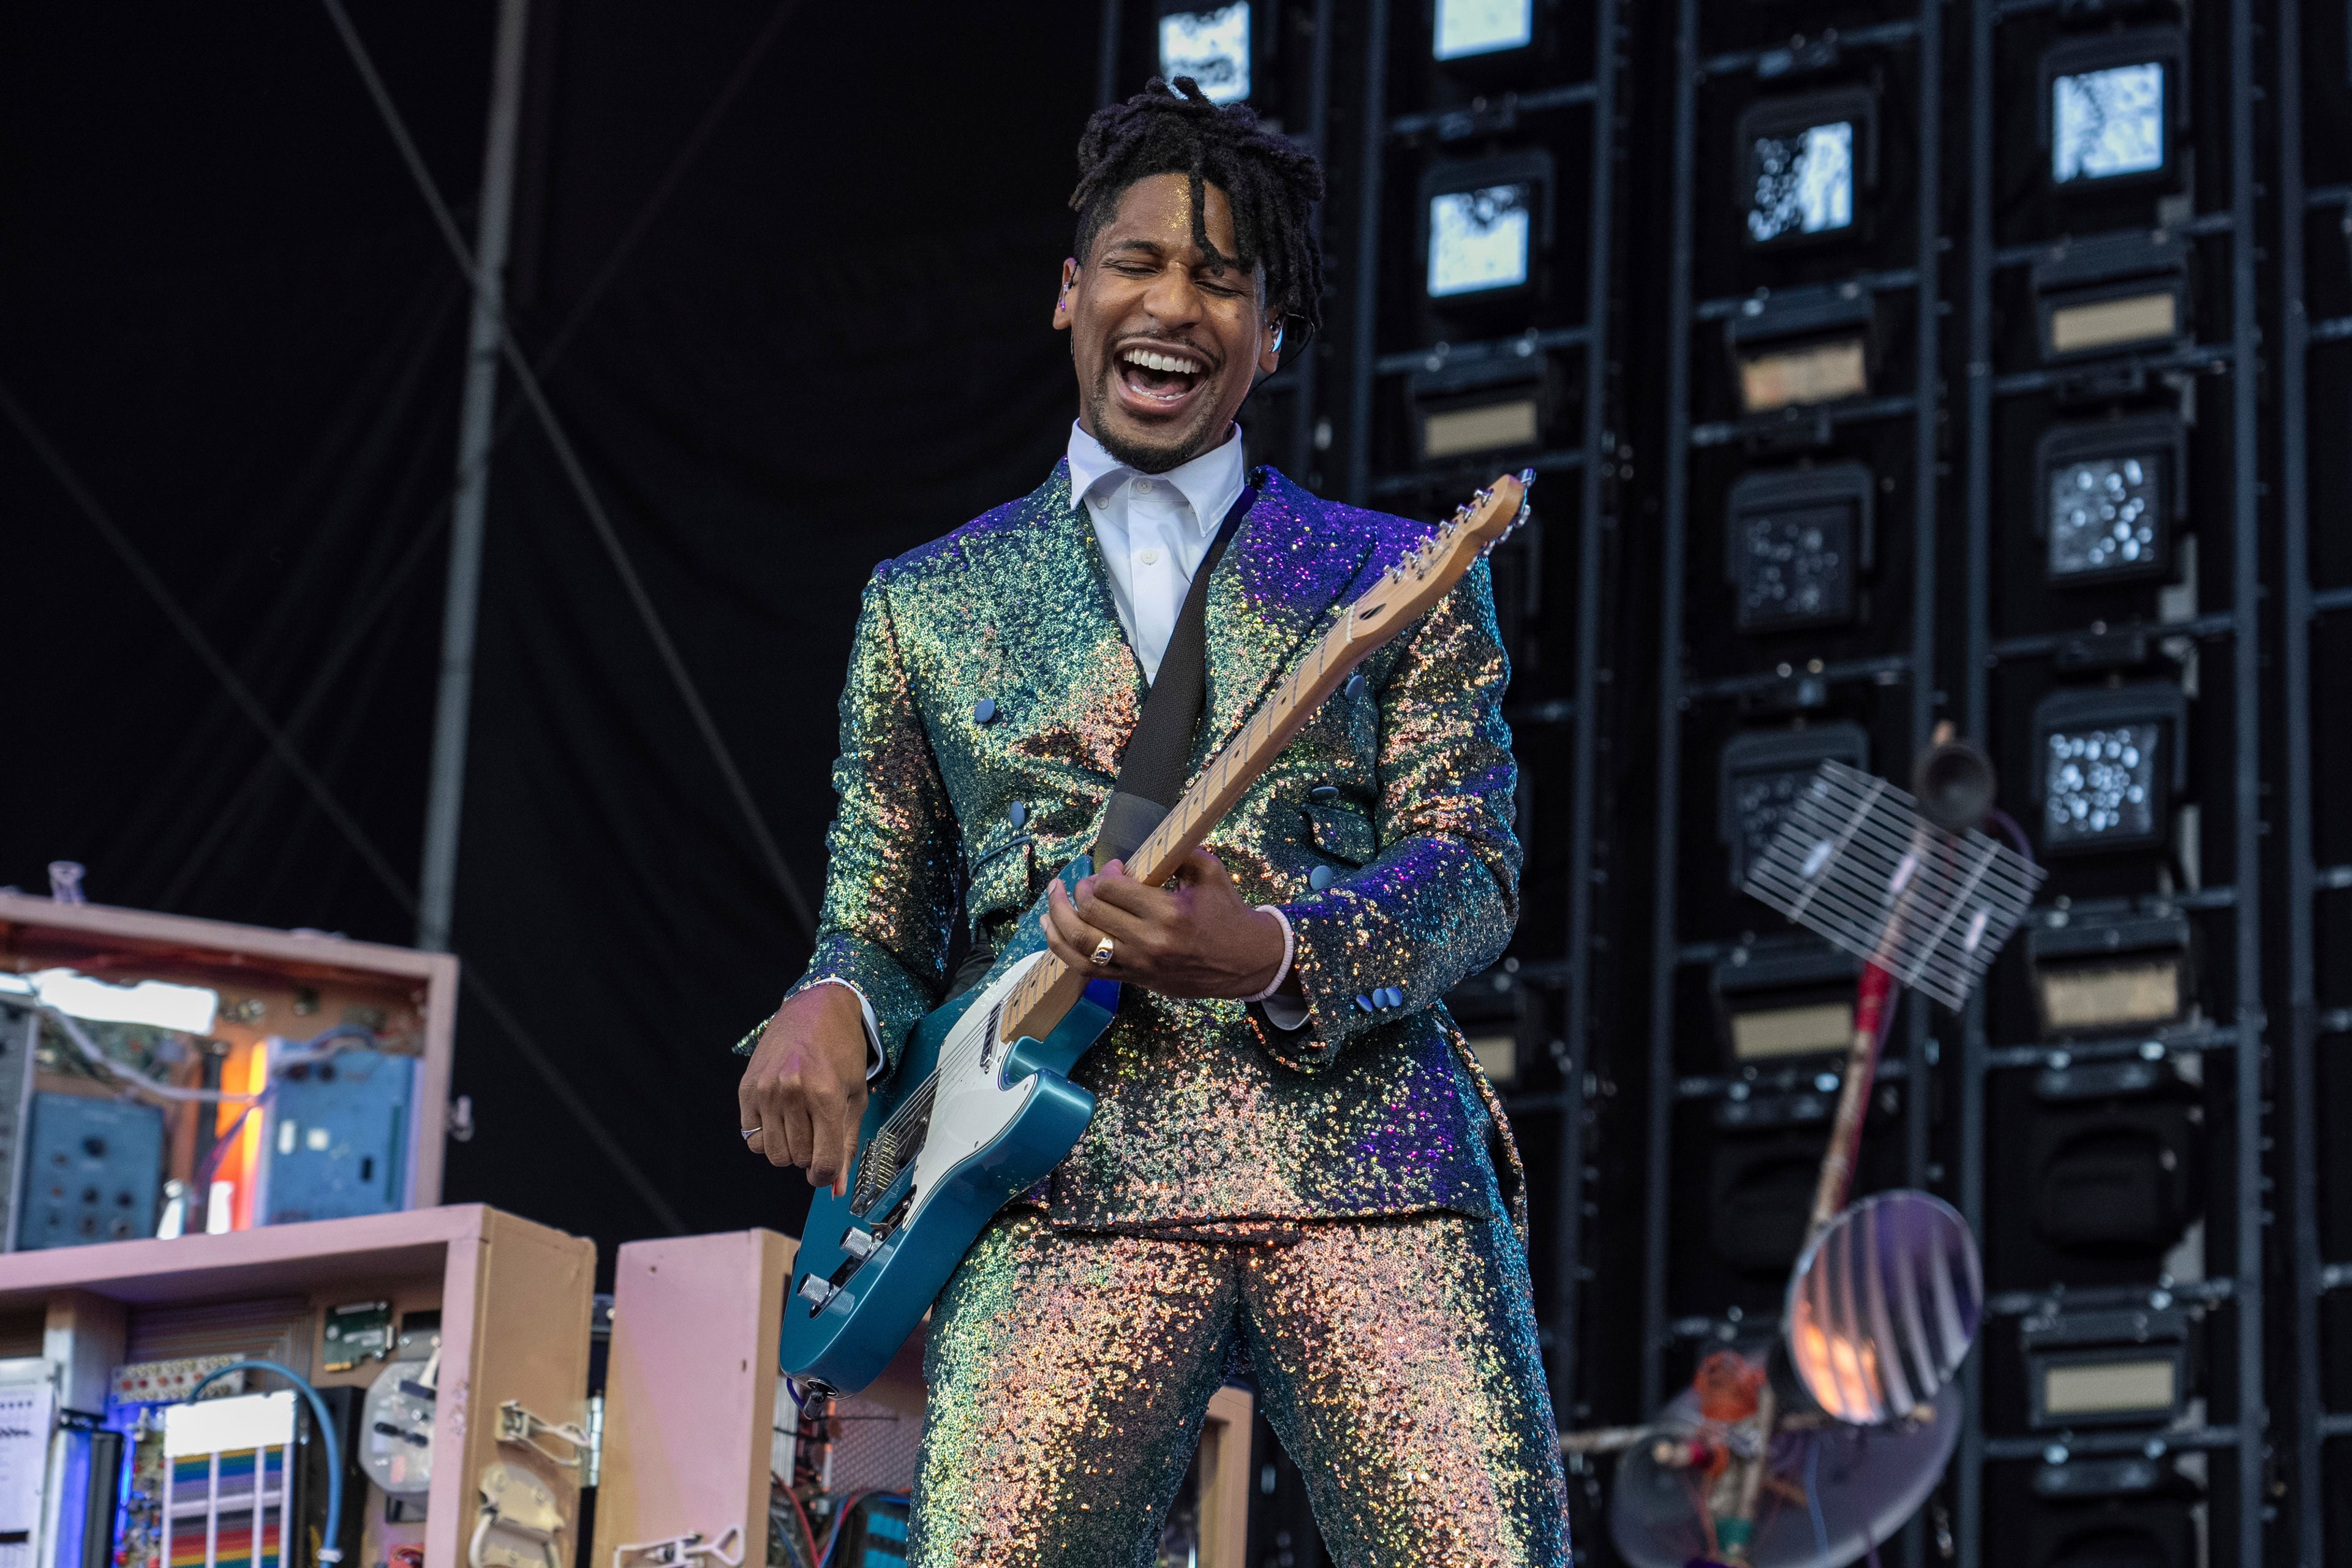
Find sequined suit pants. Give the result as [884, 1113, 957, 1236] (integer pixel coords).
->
[907, 1208, 1571, 1567]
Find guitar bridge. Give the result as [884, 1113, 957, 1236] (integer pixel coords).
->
[850, 1079, 935, 1215]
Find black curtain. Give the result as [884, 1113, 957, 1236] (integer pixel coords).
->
[4, 0, 1100, 1264]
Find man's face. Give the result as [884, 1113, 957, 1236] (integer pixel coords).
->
[1056, 172, 1281, 474]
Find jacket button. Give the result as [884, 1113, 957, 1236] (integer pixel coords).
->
[1379, 987, 1404, 1009]
[1355, 994, 1376, 1014]
[1308, 865, 1336, 892]
[973, 698, 998, 724]
[1008, 801, 1028, 827]
[1344, 673, 1368, 703]
[1308, 785, 1340, 802]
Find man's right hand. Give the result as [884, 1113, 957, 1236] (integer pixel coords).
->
[739, 983, 871, 1196]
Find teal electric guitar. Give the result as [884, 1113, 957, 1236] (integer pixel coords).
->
[778, 470, 1532, 1395]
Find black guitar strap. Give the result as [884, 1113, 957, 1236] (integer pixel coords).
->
[1091, 483, 1257, 866]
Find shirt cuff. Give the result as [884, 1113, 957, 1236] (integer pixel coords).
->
[807, 977, 888, 1082]
[1242, 905, 1308, 1029]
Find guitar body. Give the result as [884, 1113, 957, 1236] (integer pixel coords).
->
[780, 862, 1120, 1395]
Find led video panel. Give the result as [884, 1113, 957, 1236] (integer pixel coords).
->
[1717, 723, 1869, 891]
[2040, 32, 2183, 189]
[1736, 88, 1875, 248]
[1434, 0, 1533, 62]
[2033, 685, 2187, 856]
[2037, 415, 2185, 586]
[1159, 3, 1251, 105]
[1429, 187, 1531, 297]
[1420, 151, 1551, 304]
[1725, 463, 1874, 633]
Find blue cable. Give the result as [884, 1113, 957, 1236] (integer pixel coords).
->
[1804, 1433, 1830, 1563]
[185, 1359, 345, 1563]
[813, 1493, 911, 1568]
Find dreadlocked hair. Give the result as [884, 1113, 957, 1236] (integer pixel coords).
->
[1069, 76, 1327, 335]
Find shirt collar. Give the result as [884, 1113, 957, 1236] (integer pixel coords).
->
[1066, 420, 1248, 539]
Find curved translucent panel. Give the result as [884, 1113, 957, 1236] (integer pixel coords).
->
[1786, 1189, 1983, 1426]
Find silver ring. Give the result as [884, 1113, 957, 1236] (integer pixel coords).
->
[1090, 935, 1116, 967]
[740, 1126, 763, 1142]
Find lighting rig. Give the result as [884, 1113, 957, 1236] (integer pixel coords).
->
[1316, 0, 1626, 1474]
[1957, 0, 2263, 1562]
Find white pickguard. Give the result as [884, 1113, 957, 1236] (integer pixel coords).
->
[900, 950, 1052, 1221]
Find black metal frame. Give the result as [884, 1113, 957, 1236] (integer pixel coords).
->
[1958, 3, 2269, 1566]
[1331, 0, 1625, 1415]
[2274, 0, 2346, 1561]
[1640, 0, 1946, 1442]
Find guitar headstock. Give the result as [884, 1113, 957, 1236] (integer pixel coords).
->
[1340, 469, 1534, 647]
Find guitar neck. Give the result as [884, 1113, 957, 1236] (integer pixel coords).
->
[997, 614, 1360, 1046]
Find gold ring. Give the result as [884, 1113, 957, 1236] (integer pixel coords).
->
[1090, 936, 1116, 967]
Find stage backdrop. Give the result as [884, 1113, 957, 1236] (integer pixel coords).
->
[2, 0, 1101, 1262]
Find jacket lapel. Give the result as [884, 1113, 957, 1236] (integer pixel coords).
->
[997, 462, 1147, 785]
[1196, 469, 1382, 766]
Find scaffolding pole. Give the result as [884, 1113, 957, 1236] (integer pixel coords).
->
[418, 0, 532, 952]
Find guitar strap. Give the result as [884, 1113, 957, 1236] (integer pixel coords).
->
[946, 481, 1256, 1002]
[1091, 483, 1257, 866]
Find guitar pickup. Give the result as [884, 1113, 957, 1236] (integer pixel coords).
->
[840, 1227, 878, 1261]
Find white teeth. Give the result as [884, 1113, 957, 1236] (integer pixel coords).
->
[1121, 347, 1204, 375]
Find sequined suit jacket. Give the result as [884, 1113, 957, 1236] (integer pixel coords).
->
[783, 460, 1523, 1232]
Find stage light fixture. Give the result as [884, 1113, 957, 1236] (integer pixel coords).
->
[1433, 0, 1533, 62]
[1726, 284, 1874, 416]
[2032, 232, 2188, 364]
[1717, 722, 1869, 892]
[1712, 940, 1861, 1068]
[2022, 1304, 2192, 1431]
[2033, 684, 2187, 857]
[1159, 2, 1251, 104]
[1408, 350, 1550, 465]
[1420, 152, 1553, 306]
[2038, 415, 2186, 587]
[2040, 31, 2184, 189]
[1736, 87, 1877, 249]
[1725, 462, 1873, 634]
[2026, 908, 2193, 1039]
[2026, 1057, 2203, 1261]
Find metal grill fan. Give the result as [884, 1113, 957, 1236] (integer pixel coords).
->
[1743, 760, 2043, 1011]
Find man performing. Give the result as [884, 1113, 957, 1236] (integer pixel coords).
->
[738, 78, 1570, 1567]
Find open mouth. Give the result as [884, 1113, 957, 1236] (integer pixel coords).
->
[1114, 342, 1210, 415]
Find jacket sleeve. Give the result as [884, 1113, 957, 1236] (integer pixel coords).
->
[754, 570, 959, 1072]
[1250, 557, 1521, 1071]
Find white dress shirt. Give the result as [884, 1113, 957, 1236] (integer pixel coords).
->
[1066, 420, 1248, 682]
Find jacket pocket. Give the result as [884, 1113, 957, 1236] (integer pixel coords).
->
[1302, 802, 1377, 867]
[965, 829, 1037, 935]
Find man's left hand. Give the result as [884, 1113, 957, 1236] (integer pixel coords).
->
[1044, 849, 1287, 1000]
